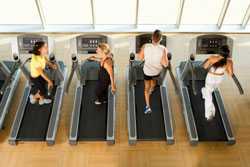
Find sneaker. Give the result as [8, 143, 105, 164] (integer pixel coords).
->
[144, 106, 152, 114]
[201, 88, 205, 99]
[29, 95, 37, 104]
[39, 99, 52, 105]
[95, 100, 102, 105]
[205, 111, 214, 121]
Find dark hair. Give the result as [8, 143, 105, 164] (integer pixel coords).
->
[152, 29, 162, 43]
[29, 41, 46, 55]
[213, 45, 230, 68]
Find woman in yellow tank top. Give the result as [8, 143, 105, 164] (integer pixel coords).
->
[29, 41, 57, 105]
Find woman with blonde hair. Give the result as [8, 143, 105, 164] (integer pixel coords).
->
[88, 43, 116, 105]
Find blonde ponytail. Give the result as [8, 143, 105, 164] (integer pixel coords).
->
[98, 43, 111, 55]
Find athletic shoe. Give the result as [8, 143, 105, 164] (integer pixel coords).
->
[95, 100, 102, 105]
[39, 99, 52, 105]
[201, 88, 205, 99]
[29, 95, 37, 104]
[144, 106, 152, 114]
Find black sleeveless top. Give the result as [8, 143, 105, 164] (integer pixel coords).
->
[98, 57, 112, 85]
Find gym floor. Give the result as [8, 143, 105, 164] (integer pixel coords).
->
[0, 34, 250, 167]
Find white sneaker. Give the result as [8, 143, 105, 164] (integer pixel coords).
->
[29, 95, 37, 104]
[39, 99, 52, 105]
[201, 88, 205, 99]
[94, 100, 102, 105]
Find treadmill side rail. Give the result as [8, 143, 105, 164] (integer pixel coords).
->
[69, 82, 83, 145]
[160, 85, 174, 144]
[0, 69, 21, 129]
[46, 67, 67, 145]
[9, 83, 31, 145]
[176, 67, 198, 145]
[46, 86, 63, 145]
[106, 87, 116, 145]
[214, 89, 236, 145]
[126, 67, 137, 145]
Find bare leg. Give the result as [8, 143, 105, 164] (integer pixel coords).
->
[33, 90, 44, 101]
[144, 80, 151, 107]
[150, 79, 157, 94]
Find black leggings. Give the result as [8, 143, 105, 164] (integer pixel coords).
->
[95, 81, 109, 102]
[31, 76, 47, 97]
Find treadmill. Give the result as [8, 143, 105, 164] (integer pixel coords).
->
[126, 34, 176, 145]
[0, 58, 21, 130]
[67, 35, 116, 145]
[176, 35, 243, 145]
[9, 34, 67, 145]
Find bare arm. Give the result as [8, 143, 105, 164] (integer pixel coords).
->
[161, 48, 169, 67]
[87, 55, 101, 62]
[203, 55, 223, 69]
[138, 45, 145, 61]
[226, 59, 234, 76]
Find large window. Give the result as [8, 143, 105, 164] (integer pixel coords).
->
[94, 0, 136, 24]
[0, 0, 40, 24]
[138, 0, 180, 25]
[224, 0, 249, 25]
[181, 0, 225, 25]
[41, 0, 92, 24]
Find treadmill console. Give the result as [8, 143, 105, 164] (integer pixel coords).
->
[18, 35, 48, 54]
[76, 35, 108, 54]
[196, 35, 233, 54]
[135, 34, 167, 53]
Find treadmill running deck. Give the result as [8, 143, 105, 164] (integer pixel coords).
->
[187, 80, 227, 141]
[135, 81, 166, 140]
[17, 86, 57, 141]
[78, 81, 108, 141]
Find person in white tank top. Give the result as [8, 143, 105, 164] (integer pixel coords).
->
[201, 45, 233, 120]
[138, 30, 169, 114]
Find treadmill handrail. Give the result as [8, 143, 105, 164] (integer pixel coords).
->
[65, 54, 81, 93]
[0, 68, 21, 129]
[0, 60, 19, 95]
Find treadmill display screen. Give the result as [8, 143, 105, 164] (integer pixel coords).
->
[18, 35, 48, 54]
[196, 35, 229, 54]
[135, 34, 167, 53]
[77, 35, 108, 54]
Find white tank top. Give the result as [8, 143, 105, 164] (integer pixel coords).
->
[209, 66, 226, 74]
[143, 43, 166, 76]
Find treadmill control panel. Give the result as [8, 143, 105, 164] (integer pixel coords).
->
[18, 35, 48, 54]
[196, 35, 232, 54]
[135, 34, 167, 53]
[76, 35, 108, 54]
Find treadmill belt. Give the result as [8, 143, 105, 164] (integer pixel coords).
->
[187, 80, 227, 141]
[17, 86, 57, 141]
[0, 80, 4, 102]
[78, 81, 107, 141]
[135, 81, 166, 140]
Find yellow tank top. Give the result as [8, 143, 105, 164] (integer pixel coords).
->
[30, 55, 46, 78]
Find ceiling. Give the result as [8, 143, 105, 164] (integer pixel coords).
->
[0, 0, 250, 33]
